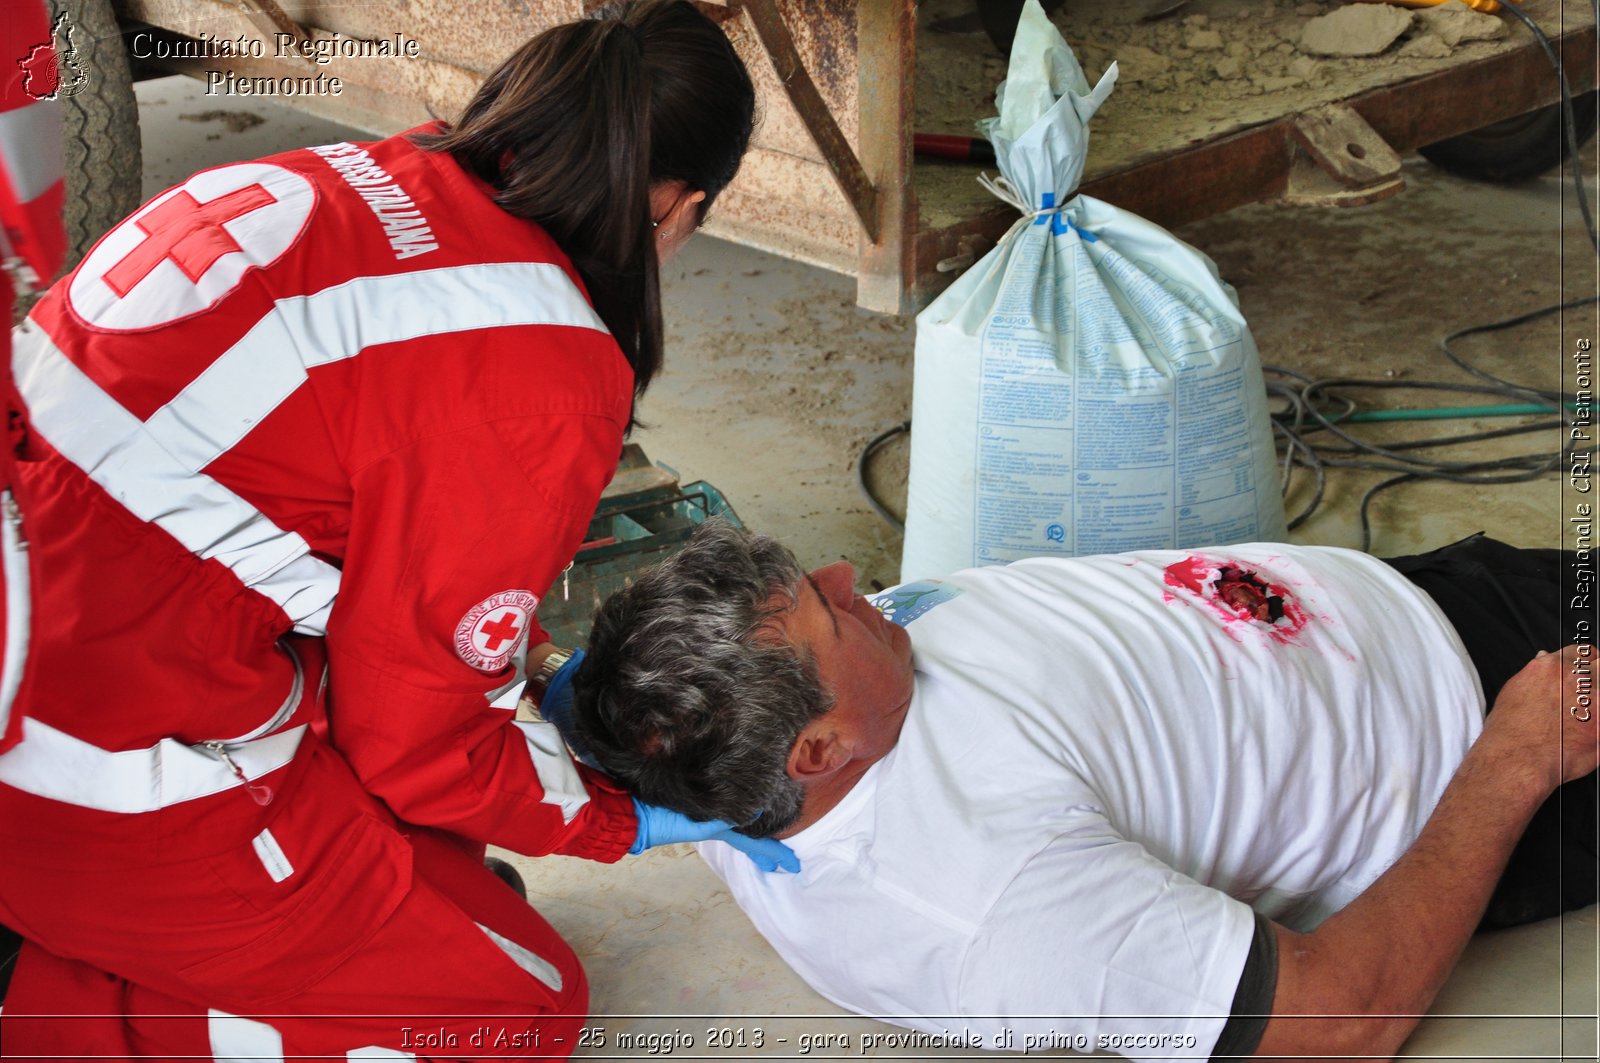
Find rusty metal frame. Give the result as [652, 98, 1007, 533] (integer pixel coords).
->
[855, 0, 915, 312]
[737, 0, 879, 244]
[112, 0, 1591, 314]
[911, 14, 1597, 312]
[232, 0, 313, 58]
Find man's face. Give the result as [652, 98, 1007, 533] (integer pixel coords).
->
[764, 560, 916, 762]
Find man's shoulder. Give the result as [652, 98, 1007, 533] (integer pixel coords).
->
[698, 745, 1104, 939]
[697, 831, 979, 949]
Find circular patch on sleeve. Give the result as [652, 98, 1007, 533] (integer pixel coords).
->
[454, 590, 540, 672]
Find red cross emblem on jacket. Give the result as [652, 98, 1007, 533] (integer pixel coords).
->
[103, 184, 277, 297]
[454, 590, 540, 672]
[67, 161, 316, 331]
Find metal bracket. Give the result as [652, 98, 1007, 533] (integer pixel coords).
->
[738, 0, 881, 244]
[1280, 101, 1405, 207]
[935, 234, 992, 274]
[231, 0, 315, 62]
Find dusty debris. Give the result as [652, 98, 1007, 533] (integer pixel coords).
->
[1288, 54, 1323, 81]
[1399, 33, 1455, 59]
[177, 109, 266, 133]
[1215, 56, 1246, 80]
[1254, 74, 1306, 92]
[1186, 28, 1225, 50]
[1115, 43, 1174, 82]
[1299, 4, 1415, 57]
[1418, 0, 1509, 47]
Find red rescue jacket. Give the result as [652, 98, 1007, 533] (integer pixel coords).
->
[2, 125, 636, 859]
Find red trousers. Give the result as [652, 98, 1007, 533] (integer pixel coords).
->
[0, 738, 589, 1061]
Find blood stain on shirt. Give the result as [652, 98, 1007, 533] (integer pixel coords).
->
[1163, 556, 1310, 644]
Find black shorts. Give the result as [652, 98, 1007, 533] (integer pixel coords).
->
[1386, 533, 1597, 928]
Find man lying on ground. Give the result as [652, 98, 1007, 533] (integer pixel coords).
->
[569, 520, 1596, 1061]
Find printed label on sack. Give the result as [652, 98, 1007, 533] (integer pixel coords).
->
[970, 238, 1261, 564]
[454, 590, 539, 672]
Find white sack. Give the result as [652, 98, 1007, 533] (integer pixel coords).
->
[900, 0, 1287, 582]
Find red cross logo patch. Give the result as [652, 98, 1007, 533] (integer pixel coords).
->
[454, 590, 539, 672]
[68, 161, 315, 331]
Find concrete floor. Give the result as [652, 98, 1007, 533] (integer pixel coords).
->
[130, 72, 1599, 1059]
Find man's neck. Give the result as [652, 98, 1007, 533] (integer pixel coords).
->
[775, 759, 878, 838]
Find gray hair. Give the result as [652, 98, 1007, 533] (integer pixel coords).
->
[573, 519, 833, 837]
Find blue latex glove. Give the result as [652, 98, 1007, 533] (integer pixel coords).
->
[630, 798, 801, 874]
[535, 647, 597, 768]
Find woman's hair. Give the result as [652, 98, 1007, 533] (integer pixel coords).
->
[574, 519, 833, 838]
[415, 1, 754, 418]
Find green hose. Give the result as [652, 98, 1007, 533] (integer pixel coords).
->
[1344, 402, 1566, 423]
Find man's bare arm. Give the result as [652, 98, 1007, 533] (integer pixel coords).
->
[1252, 647, 1597, 1061]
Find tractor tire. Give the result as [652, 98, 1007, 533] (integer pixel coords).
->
[46, 0, 142, 276]
[1419, 92, 1599, 184]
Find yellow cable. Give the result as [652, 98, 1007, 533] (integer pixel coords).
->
[1351, 0, 1515, 14]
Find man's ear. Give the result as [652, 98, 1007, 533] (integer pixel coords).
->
[788, 720, 848, 783]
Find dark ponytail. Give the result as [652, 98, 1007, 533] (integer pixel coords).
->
[415, 1, 755, 423]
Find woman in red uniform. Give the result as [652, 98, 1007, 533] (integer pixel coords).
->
[0, 2, 779, 1058]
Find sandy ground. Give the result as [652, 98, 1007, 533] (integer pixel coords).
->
[117, 27, 1600, 1056]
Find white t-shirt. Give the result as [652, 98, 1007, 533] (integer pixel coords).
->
[699, 544, 1484, 1059]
